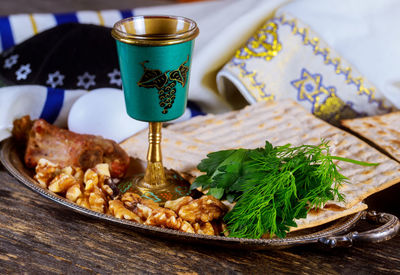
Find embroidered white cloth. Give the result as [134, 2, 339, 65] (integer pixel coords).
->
[1, 0, 399, 141]
[278, 0, 400, 110]
[217, 0, 400, 123]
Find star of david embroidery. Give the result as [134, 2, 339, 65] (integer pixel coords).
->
[3, 54, 19, 69]
[291, 68, 331, 103]
[77, 72, 96, 90]
[46, 71, 65, 88]
[107, 69, 122, 87]
[15, 64, 32, 80]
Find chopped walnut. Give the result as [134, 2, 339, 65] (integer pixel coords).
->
[94, 163, 110, 177]
[121, 192, 159, 211]
[66, 183, 82, 202]
[164, 196, 193, 212]
[177, 195, 228, 223]
[76, 196, 90, 209]
[120, 192, 142, 207]
[144, 207, 196, 233]
[135, 203, 155, 221]
[33, 159, 227, 236]
[101, 184, 114, 197]
[121, 192, 160, 222]
[61, 166, 84, 181]
[82, 168, 108, 213]
[119, 194, 229, 235]
[88, 189, 107, 213]
[193, 222, 215, 235]
[48, 173, 77, 193]
[83, 168, 99, 192]
[82, 164, 118, 203]
[103, 178, 120, 199]
[34, 160, 116, 214]
[118, 192, 196, 233]
[180, 221, 195, 233]
[144, 208, 179, 227]
[34, 159, 61, 188]
[44, 165, 84, 202]
[108, 200, 141, 223]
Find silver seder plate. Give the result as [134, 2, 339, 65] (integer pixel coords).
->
[1, 138, 398, 250]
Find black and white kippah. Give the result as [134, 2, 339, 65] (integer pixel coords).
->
[0, 23, 121, 90]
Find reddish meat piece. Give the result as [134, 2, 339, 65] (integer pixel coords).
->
[12, 115, 33, 144]
[24, 119, 129, 178]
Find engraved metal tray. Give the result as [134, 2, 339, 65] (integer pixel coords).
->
[1, 138, 399, 250]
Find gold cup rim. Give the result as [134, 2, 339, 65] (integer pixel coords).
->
[111, 15, 199, 46]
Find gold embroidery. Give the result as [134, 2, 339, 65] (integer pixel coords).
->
[235, 22, 282, 61]
[29, 14, 38, 35]
[96, 11, 105, 26]
[230, 62, 274, 101]
[314, 95, 357, 123]
[290, 67, 356, 123]
[229, 21, 281, 101]
[276, 14, 392, 112]
[228, 13, 393, 119]
[292, 71, 328, 102]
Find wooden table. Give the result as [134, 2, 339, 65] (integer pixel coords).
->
[1, 165, 400, 274]
[1, 0, 400, 274]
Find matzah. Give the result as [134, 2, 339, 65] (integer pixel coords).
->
[291, 202, 367, 232]
[342, 112, 400, 162]
[121, 100, 400, 210]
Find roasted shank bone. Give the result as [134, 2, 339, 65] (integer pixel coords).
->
[19, 118, 129, 178]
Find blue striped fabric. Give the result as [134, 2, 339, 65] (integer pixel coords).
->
[0, 16, 15, 52]
[39, 87, 65, 124]
[0, 9, 136, 52]
[187, 100, 205, 117]
[120, 9, 134, 19]
[54, 12, 79, 25]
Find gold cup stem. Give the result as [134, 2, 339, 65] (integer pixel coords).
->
[122, 121, 190, 205]
[143, 122, 167, 187]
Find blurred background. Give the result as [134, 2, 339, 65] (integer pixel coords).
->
[0, 0, 198, 15]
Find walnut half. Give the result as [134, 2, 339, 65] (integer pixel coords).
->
[34, 159, 61, 188]
[117, 192, 196, 233]
[169, 195, 228, 224]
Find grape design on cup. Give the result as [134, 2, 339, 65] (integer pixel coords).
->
[137, 56, 189, 114]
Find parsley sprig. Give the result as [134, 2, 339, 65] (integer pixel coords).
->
[191, 140, 378, 239]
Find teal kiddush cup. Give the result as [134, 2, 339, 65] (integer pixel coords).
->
[111, 16, 199, 122]
[111, 16, 199, 205]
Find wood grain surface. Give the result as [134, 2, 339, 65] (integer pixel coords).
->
[1, 164, 400, 274]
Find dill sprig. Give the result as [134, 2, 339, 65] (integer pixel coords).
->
[191, 140, 378, 239]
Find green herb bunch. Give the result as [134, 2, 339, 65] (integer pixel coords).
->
[191, 140, 377, 239]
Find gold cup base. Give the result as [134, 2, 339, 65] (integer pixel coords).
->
[118, 122, 192, 206]
[118, 168, 191, 206]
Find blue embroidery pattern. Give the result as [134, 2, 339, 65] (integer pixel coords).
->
[228, 21, 282, 101]
[291, 68, 336, 112]
[291, 68, 360, 122]
[230, 59, 273, 101]
[273, 15, 392, 112]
